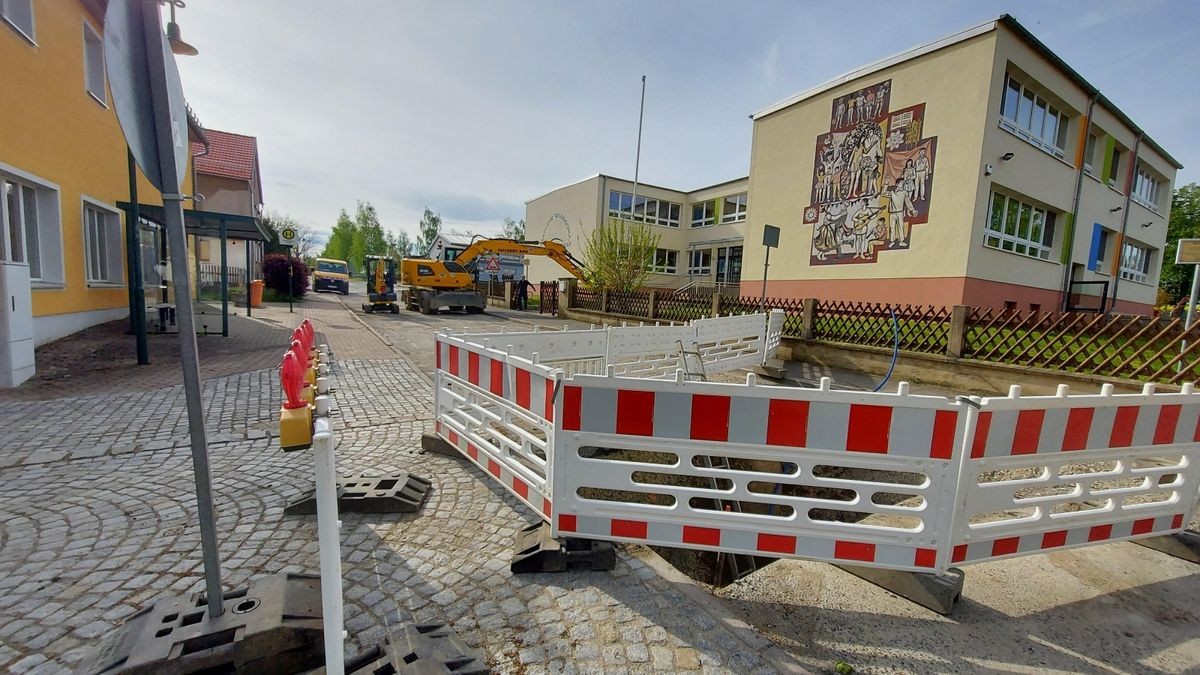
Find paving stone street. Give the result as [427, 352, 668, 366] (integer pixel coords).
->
[0, 293, 802, 674]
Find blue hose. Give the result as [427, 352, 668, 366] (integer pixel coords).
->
[871, 308, 900, 392]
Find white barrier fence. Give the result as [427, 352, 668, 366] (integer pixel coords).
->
[433, 315, 1200, 576]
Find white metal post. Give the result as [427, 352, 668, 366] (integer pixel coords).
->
[311, 411, 344, 674]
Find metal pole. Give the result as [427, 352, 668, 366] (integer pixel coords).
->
[629, 75, 646, 225]
[125, 149, 149, 364]
[138, 0, 223, 617]
[220, 219, 228, 337]
[760, 245, 770, 312]
[288, 245, 294, 313]
[245, 238, 252, 318]
[312, 421, 345, 673]
[1181, 264, 1200, 370]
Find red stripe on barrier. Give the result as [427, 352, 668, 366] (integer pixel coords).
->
[1062, 408, 1094, 451]
[512, 477, 528, 499]
[992, 537, 1020, 556]
[563, 386, 582, 431]
[1131, 518, 1156, 536]
[766, 399, 809, 447]
[436, 343, 441, 370]
[468, 351, 480, 385]
[1172, 514, 1184, 529]
[1109, 406, 1138, 448]
[914, 548, 937, 568]
[1154, 405, 1181, 445]
[1088, 524, 1113, 542]
[448, 430, 459, 447]
[487, 459, 501, 478]
[757, 533, 796, 554]
[834, 541, 876, 562]
[516, 369, 531, 410]
[951, 544, 967, 563]
[448, 346, 459, 377]
[559, 514, 577, 532]
[466, 443, 478, 461]
[1041, 530, 1068, 549]
[490, 359, 504, 396]
[1012, 409, 1045, 455]
[691, 395, 731, 442]
[542, 499, 552, 517]
[930, 410, 957, 459]
[1194, 413, 1200, 442]
[846, 405, 891, 453]
[611, 519, 647, 539]
[544, 379, 556, 423]
[682, 525, 721, 547]
[971, 412, 992, 458]
[616, 390, 655, 436]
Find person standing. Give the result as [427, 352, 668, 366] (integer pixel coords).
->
[914, 148, 930, 202]
[516, 277, 535, 310]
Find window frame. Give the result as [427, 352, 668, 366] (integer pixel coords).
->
[998, 73, 1070, 160]
[720, 193, 747, 224]
[607, 190, 681, 228]
[83, 19, 107, 107]
[1, 162, 63, 286]
[687, 248, 712, 276]
[1119, 240, 1152, 284]
[1, 0, 36, 44]
[81, 197, 123, 286]
[648, 248, 678, 274]
[1131, 166, 1163, 212]
[690, 201, 716, 228]
[983, 190, 1056, 262]
[1083, 133, 1099, 176]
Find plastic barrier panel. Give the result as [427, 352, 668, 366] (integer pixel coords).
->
[435, 334, 558, 521]
[948, 384, 1200, 565]
[552, 375, 968, 573]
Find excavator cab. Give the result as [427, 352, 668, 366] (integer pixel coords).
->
[361, 255, 399, 314]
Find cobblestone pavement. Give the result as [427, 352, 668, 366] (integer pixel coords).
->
[0, 291, 804, 674]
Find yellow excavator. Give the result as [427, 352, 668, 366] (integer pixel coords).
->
[400, 238, 586, 314]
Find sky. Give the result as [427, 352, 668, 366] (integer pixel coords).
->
[173, 0, 1200, 248]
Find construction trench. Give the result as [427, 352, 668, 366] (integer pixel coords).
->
[431, 312, 1200, 610]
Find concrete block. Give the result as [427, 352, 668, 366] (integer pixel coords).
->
[835, 564, 964, 615]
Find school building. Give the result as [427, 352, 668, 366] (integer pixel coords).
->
[526, 14, 1180, 315]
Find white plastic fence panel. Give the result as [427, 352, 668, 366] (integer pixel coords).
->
[554, 374, 967, 573]
[948, 385, 1200, 566]
[434, 334, 559, 521]
[606, 323, 696, 379]
[692, 312, 771, 374]
[765, 308, 785, 361]
[448, 325, 609, 364]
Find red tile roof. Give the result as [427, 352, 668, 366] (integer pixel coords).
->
[190, 129, 262, 202]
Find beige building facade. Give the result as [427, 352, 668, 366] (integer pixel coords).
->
[528, 15, 1180, 314]
[525, 174, 750, 290]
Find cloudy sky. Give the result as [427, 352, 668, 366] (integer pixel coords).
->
[173, 0, 1199, 246]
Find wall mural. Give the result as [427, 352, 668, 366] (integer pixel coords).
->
[804, 79, 938, 265]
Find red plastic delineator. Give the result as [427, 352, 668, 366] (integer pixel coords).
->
[292, 327, 310, 355]
[280, 350, 307, 410]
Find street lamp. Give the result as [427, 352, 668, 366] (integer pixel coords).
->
[165, 0, 199, 56]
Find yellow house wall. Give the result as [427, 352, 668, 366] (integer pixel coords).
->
[743, 32, 999, 287]
[0, 0, 194, 321]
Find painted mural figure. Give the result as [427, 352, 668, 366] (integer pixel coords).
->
[806, 80, 937, 265]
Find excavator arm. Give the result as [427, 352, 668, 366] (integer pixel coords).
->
[453, 238, 588, 280]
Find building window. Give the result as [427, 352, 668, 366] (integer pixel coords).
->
[1132, 166, 1163, 212]
[983, 191, 1056, 261]
[1083, 133, 1098, 176]
[1, 0, 35, 42]
[691, 201, 716, 228]
[721, 193, 747, 223]
[1096, 227, 1111, 267]
[84, 202, 122, 285]
[1119, 241, 1152, 284]
[1108, 147, 1122, 187]
[649, 248, 678, 274]
[999, 73, 1069, 159]
[83, 21, 106, 105]
[1, 169, 62, 284]
[607, 190, 680, 227]
[688, 248, 712, 275]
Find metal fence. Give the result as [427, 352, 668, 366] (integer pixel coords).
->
[198, 263, 247, 293]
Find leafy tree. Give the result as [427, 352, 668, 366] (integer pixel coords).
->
[415, 207, 442, 256]
[321, 209, 356, 264]
[501, 217, 526, 240]
[581, 217, 660, 292]
[385, 229, 414, 259]
[351, 201, 387, 270]
[1160, 183, 1200, 302]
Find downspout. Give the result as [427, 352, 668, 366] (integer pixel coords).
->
[1107, 133, 1143, 314]
[188, 113, 211, 303]
[1059, 94, 1099, 312]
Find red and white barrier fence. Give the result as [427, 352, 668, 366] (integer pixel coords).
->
[433, 317, 1200, 577]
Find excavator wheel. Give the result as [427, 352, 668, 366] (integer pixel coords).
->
[466, 306, 484, 314]
[419, 291, 435, 315]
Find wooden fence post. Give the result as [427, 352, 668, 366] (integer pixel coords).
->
[504, 280, 515, 309]
[947, 305, 969, 358]
[562, 279, 577, 309]
[710, 292, 722, 318]
[648, 290, 658, 319]
[801, 298, 816, 340]
[601, 289, 609, 314]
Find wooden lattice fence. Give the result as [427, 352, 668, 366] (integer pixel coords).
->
[656, 293, 712, 323]
[813, 301, 951, 354]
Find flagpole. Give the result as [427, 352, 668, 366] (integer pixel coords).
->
[630, 75, 646, 224]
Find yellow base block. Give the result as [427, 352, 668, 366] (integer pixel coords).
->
[279, 405, 313, 450]
[304, 368, 316, 386]
[302, 384, 315, 406]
